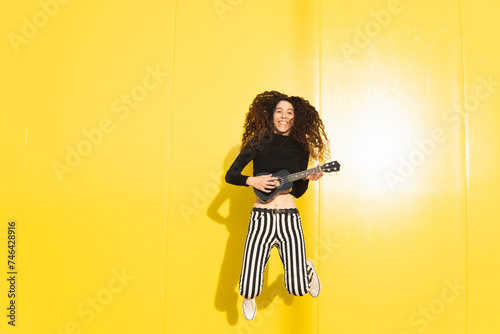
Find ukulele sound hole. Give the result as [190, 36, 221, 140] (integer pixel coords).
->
[275, 178, 283, 188]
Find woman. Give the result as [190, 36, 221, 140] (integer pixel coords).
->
[225, 90, 330, 321]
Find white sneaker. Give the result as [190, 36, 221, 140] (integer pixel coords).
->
[306, 259, 321, 297]
[242, 298, 257, 320]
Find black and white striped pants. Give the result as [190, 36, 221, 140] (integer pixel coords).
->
[239, 208, 313, 299]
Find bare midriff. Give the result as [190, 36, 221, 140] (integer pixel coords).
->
[252, 191, 297, 209]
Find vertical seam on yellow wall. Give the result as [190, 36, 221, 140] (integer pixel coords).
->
[458, 0, 468, 332]
[164, 1, 178, 333]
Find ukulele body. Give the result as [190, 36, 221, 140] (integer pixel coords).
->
[253, 169, 293, 202]
[251, 161, 340, 202]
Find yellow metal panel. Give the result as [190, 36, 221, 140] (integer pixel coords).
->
[166, 1, 321, 332]
[1, 1, 175, 333]
[320, 0, 467, 333]
[0, 2, 36, 333]
[462, 0, 500, 333]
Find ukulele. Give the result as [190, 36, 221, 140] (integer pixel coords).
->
[253, 161, 340, 202]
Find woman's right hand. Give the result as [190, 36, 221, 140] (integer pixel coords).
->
[246, 174, 278, 193]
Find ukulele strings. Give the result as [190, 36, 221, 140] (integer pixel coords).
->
[280, 166, 322, 184]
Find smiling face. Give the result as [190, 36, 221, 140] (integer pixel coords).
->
[272, 100, 295, 136]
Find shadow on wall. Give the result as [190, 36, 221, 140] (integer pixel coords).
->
[207, 145, 294, 326]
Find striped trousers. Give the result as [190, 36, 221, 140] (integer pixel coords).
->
[239, 208, 313, 299]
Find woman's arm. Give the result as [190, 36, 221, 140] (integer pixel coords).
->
[225, 146, 253, 186]
[225, 143, 278, 193]
[292, 151, 311, 198]
[245, 174, 278, 193]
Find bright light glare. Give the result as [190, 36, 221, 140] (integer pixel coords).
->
[350, 104, 412, 192]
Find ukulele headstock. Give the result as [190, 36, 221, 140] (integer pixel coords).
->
[321, 161, 341, 173]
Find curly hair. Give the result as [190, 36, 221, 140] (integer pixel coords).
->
[241, 90, 330, 163]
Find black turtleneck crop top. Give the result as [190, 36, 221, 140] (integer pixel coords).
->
[225, 133, 310, 198]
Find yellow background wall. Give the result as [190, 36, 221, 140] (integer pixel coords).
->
[1, 0, 498, 333]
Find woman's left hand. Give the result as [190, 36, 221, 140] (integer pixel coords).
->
[305, 165, 324, 181]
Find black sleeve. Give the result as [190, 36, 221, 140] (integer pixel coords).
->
[292, 150, 310, 198]
[225, 145, 255, 186]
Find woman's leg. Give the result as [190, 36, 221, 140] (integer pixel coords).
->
[239, 209, 276, 299]
[276, 211, 311, 296]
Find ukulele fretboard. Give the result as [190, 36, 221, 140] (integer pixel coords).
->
[281, 166, 322, 184]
